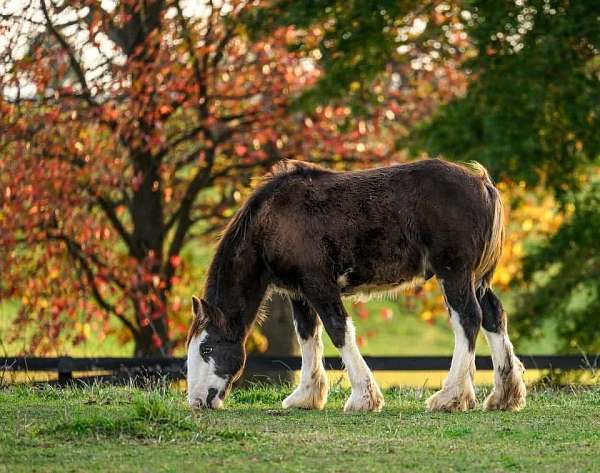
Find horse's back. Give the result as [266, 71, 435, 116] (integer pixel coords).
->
[260, 159, 490, 234]
[257, 159, 496, 290]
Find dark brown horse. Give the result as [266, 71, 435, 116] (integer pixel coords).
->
[186, 158, 526, 412]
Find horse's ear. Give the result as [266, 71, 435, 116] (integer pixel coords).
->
[191, 296, 202, 319]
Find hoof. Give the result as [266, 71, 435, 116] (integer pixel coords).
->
[426, 387, 476, 412]
[484, 372, 526, 412]
[344, 380, 384, 413]
[282, 371, 329, 410]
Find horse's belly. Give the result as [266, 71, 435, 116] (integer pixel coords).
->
[339, 277, 427, 301]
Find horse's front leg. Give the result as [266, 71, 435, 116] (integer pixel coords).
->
[282, 298, 329, 410]
[304, 286, 384, 413]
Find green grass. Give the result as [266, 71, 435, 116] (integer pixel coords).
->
[1, 383, 599, 472]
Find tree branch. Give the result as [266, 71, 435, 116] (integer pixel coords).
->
[175, 1, 209, 120]
[163, 147, 216, 284]
[46, 233, 139, 337]
[40, 0, 95, 106]
[96, 195, 135, 254]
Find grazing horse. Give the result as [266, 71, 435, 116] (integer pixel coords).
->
[186, 158, 526, 412]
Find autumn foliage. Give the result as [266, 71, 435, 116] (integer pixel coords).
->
[1, 1, 468, 355]
[3, 1, 560, 356]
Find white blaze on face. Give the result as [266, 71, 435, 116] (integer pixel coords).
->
[187, 331, 228, 409]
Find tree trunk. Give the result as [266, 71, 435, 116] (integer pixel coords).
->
[261, 294, 299, 357]
[243, 293, 299, 384]
[128, 151, 170, 357]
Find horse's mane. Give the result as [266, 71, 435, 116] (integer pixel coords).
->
[204, 160, 330, 305]
[223, 160, 326, 241]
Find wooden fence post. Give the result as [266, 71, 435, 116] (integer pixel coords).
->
[57, 357, 74, 385]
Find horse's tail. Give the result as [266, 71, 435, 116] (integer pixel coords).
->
[463, 161, 505, 288]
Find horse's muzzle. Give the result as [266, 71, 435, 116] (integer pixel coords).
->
[189, 390, 224, 410]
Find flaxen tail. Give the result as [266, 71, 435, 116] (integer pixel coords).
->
[462, 161, 505, 288]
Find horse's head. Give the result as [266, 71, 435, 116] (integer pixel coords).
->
[186, 296, 246, 409]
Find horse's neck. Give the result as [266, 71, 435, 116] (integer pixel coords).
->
[205, 237, 266, 332]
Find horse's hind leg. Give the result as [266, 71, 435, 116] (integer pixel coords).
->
[282, 298, 329, 410]
[427, 274, 479, 412]
[302, 284, 384, 413]
[479, 286, 526, 411]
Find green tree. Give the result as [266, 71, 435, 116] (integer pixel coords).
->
[515, 183, 600, 351]
[418, 1, 600, 193]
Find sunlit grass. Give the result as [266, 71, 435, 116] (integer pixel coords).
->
[1, 383, 600, 472]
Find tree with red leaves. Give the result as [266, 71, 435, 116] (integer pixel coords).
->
[0, 1, 466, 356]
[0, 1, 385, 355]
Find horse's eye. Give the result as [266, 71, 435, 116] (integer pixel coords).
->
[200, 346, 213, 356]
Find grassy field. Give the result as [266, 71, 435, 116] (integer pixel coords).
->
[1, 383, 599, 472]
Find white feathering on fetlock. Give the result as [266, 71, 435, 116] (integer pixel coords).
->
[340, 320, 384, 413]
[282, 368, 329, 410]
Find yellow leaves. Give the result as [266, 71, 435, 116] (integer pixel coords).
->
[420, 310, 433, 322]
[75, 322, 91, 340]
[493, 267, 511, 287]
[491, 183, 567, 291]
[496, 181, 508, 192]
[245, 329, 268, 353]
[513, 242, 523, 257]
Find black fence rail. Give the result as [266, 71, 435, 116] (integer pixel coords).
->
[2, 354, 599, 385]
